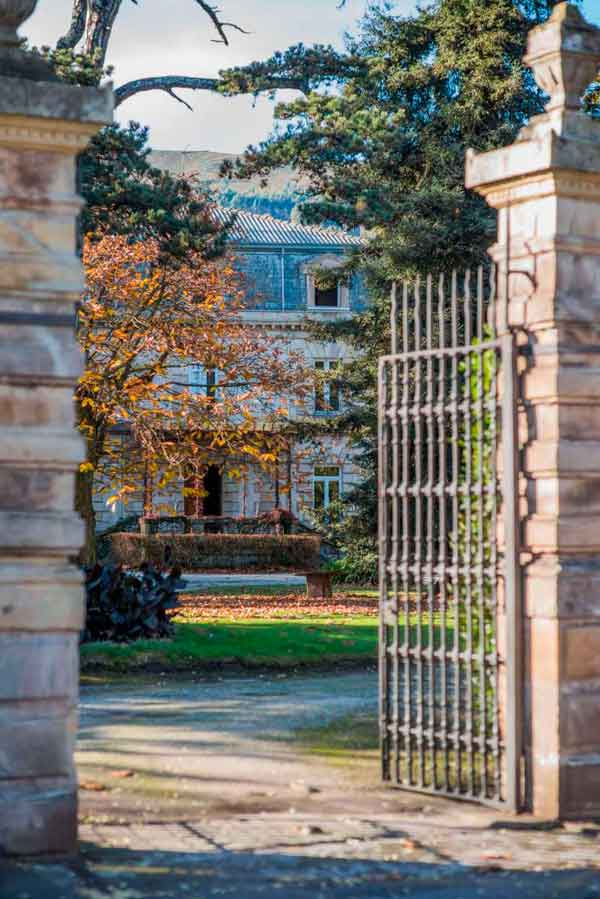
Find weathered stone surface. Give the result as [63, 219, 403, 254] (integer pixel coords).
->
[0, 324, 82, 379]
[527, 617, 561, 818]
[0, 75, 112, 125]
[0, 633, 78, 700]
[0, 428, 84, 465]
[0, 28, 111, 855]
[0, 468, 75, 511]
[562, 682, 600, 748]
[0, 510, 85, 553]
[562, 757, 600, 818]
[0, 384, 75, 428]
[563, 624, 600, 680]
[0, 562, 84, 631]
[0, 781, 77, 856]
[0, 707, 76, 778]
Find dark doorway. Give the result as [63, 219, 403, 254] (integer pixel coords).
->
[202, 465, 223, 516]
[184, 466, 223, 517]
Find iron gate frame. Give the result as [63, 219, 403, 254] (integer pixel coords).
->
[378, 269, 523, 812]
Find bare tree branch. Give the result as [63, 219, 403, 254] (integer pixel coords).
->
[58, 0, 251, 72]
[57, 0, 87, 49]
[193, 1, 250, 45]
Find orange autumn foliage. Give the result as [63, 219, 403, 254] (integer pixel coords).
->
[76, 234, 308, 559]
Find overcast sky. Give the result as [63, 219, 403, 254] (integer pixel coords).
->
[26, 0, 600, 154]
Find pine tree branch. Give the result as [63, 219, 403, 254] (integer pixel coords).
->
[114, 75, 219, 107]
[114, 73, 308, 107]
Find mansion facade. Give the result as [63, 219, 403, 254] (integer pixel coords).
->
[93, 208, 367, 532]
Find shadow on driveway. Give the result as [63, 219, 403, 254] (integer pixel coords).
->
[3, 843, 599, 899]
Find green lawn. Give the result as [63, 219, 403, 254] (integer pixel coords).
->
[80, 610, 455, 673]
[80, 617, 379, 672]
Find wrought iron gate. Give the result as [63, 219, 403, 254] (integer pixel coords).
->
[378, 268, 523, 810]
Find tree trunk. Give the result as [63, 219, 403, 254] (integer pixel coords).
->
[75, 466, 97, 567]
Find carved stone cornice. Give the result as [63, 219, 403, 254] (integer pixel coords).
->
[488, 233, 600, 263]
[0, 77, 113, 129]
[466, 138, 600, 202]
[0, 113, 104, 152]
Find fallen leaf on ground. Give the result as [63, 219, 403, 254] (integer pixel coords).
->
[173, 592, 378, 622]
[79, 780, 108, 792]
[111, 770, 135, 779]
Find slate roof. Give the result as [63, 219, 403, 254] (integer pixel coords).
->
[214, 207, 363, 249]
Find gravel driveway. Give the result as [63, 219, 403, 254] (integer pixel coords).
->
[4, 670, 600, 898]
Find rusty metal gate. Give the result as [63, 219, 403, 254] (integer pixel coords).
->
[378, 268, 523, 810]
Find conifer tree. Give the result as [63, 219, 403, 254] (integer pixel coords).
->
[220, 0, 579, 579]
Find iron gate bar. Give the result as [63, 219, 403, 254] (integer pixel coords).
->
[378, 266, 523, 811]
[437, 273, 449, 793]
[501, 330, 523, 813]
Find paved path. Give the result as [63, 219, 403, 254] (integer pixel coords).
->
[75, 670, 380, 822]
[4, 671, 600, 897]
[179, 573, 306, 591]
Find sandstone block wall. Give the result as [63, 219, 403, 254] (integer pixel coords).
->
[0, 43, 112, 853]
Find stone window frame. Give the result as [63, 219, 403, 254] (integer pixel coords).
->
[302, 254, 351, 311]
[313, 464, 342, 510]
[313, 359, 342, 415]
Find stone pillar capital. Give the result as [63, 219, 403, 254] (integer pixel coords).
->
[466, 3, 600, 202]
[525, 2, 600, 115]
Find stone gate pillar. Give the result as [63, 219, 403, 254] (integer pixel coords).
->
[0, 3, 112, 854]
[467, 2, 600, 819]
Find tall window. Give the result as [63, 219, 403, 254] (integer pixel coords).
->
[189, 364, 218, 399]
[314, 360, 341, 413]
[314, 465, 341, 510]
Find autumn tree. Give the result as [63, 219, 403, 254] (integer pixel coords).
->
[78, 233, 307, 564]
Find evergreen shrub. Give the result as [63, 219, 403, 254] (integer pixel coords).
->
[84, 563, 181, 643]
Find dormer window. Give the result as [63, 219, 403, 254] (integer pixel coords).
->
[314, 282, 340, 308]
[303, 255, 351, 310]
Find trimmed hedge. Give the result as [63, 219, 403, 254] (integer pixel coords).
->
[109, 532, 321, 571]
